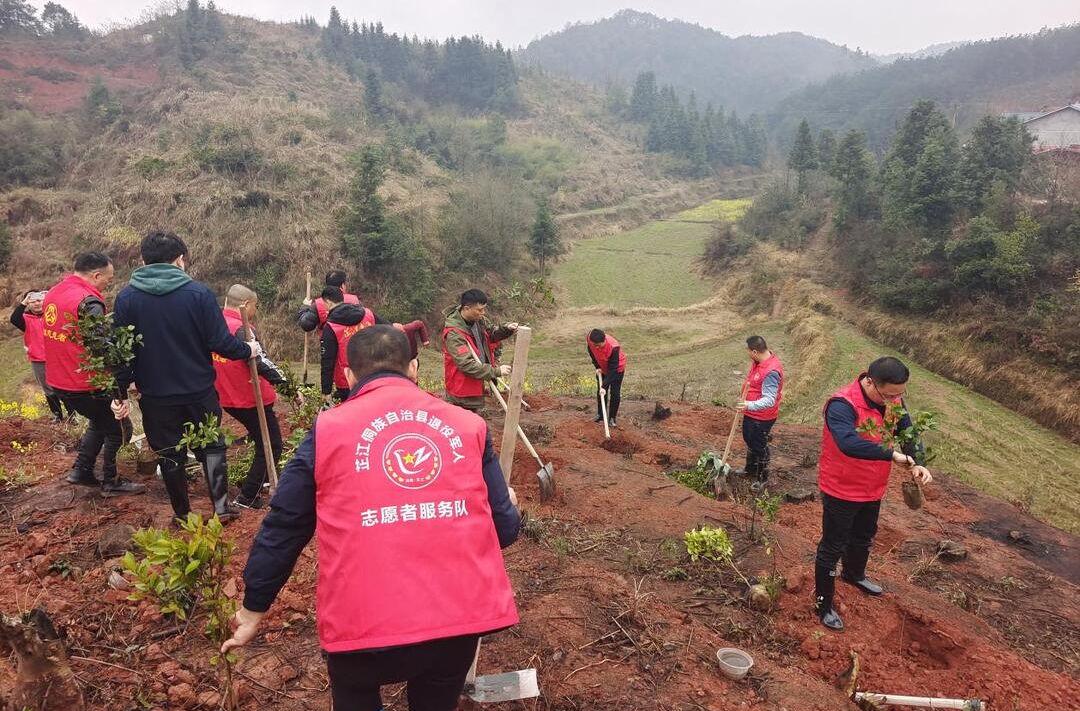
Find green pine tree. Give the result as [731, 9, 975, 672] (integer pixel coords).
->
[528, 197, 563, 278]
[829, 130, 877, 232]
[816, 128, 836, 172]
[788, 118, 818, 193]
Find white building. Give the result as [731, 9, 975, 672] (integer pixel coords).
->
[1008, 104, 1080, 153]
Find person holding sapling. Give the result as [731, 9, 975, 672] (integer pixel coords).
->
[813, 356, 933, 632]
[222, 326, 521, 711]
[112, 232, 260, 524]
[42, 252, 145, 496]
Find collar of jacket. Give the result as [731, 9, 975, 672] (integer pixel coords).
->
[128, 264, 192, 295]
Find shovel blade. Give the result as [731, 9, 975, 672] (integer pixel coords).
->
[537, 464, 556, 502]
[466, 668, 539, 703]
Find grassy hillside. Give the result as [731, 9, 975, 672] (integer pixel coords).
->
[0, 10, 720, 356]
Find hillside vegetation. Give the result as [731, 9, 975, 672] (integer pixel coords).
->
[773, 24, 1080, 148]
[520, 9, 876, 116]
[0, 3, 721, 352]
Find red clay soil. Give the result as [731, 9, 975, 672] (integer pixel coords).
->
[0, 396, 1077, 711]
[0, 41, 159, 113]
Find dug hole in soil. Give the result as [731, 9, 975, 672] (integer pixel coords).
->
[0, 397, 1077, 710]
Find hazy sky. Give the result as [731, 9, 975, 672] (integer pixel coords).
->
[48, 1, 1079, 55]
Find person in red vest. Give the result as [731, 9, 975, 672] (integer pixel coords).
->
[320, 285, 388, 403]
[213, 284, 287, 510]
[735, 335, 784, 492]
[587, 328, 626, 428]
[222, 325, 521, 710]
[814, 356, 933, 631]
[442, 289, 517, 413]
[298, 269, 362, 333]
[42, 252, 145, 496]
[10, 288, 66, 421]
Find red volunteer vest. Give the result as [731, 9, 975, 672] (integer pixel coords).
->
[314, 292, 360, 330]
[213, 309, 276, 409]
[42, 274, 104, 392]
[312, 376, 518, 652]
[327, 310, 377, 388]
[818, 377, 900, 502]
[587, 335, 627, 375]
[743, 353, 783, 421]
[442, 325, 499, 398]
[22, 313, 47, 363]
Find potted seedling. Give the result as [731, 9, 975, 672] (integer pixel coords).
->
[856, 403, 938, 510]
[64, 312, 141, 401]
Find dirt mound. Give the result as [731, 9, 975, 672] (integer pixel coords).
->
[0, 398, 1077, 710]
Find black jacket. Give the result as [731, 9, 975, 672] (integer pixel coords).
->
[319, 304, 389, 394]
[114, 279, 250, 403]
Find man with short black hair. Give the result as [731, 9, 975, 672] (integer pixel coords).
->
[735, 336, 784, 491]
[298, 269, 362, 333]
[587, 328, 626, 428]
[813, 356, 933, 632]
[222, 325, 521, 711]
[42, 252, 144, 496]
[319, 285, 388, 402]
[113, 231, 258, 523]
[442, 289, 517, 413]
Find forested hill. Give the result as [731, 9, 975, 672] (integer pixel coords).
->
[772, 23, 1080, 150]
[519, 9, 876, 115]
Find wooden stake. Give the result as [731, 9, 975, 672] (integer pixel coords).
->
[301, 271, 312, 385]
[239, 307, 279, 491]
[498, 326, 531, 482]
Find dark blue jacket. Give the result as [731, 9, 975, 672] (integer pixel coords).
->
[113, 267, 250, 403]
[825, 385, 920, 461]
[241, 371, 521, 613]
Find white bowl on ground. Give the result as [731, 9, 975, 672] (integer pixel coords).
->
[716, 647, 754, 680]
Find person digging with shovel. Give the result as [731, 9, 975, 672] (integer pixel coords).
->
[814, 356, 933, 632]
[587, 328, 625, 429]
[442, 289, 517, 414]
[734, 335, 783, 492]
[222, 325, 521, 711]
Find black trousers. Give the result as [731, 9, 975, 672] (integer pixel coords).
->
[58, 390, 131, 480]
[815, 492, 881, 577]
[334, 387, 351, 402]
[596, 371, 623, 419]
[141, 390, 230, 517]
[741, 416, 775, 477]
[326, 634, 481, 711]
[224, 405, 283, 499]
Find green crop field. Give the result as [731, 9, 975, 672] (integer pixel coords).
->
[553, 198, 751, 309]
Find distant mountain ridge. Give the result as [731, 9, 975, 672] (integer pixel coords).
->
[872, 40, 970, 64]
[520, 9, 877, 115]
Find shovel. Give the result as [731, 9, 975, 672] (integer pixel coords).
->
[597, 372, 610, 439]
[711, 379, 750, 499]
[239, 307, 279, 491]
[465, 339, 555, 503]
[464, 638, 540, 703]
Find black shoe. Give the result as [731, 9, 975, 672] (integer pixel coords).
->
[214, 506, 241, 523]
[608, 418, 617, 428]
[750, 477, 769, 493]
[101, 478, 147, 497]
[593, 414, 604, 423]
[730, 467, 748, 477]
[232, 494, 265, 510]
[66, 470, 100, 487]
[819, 606, 845, 631]
[841, 574, 884, 596]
